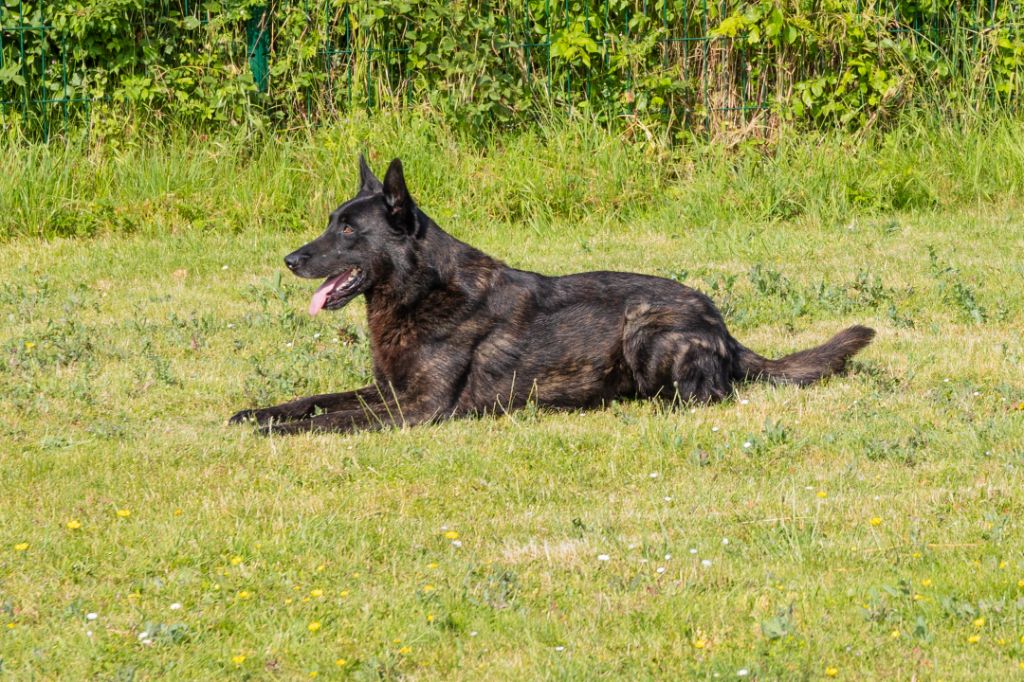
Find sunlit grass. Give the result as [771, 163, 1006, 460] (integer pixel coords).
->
[1, 124, 1023, 678]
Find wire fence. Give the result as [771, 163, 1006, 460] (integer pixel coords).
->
[2, 1, 1022, 140]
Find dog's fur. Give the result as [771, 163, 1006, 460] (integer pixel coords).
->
[230, 157, 875, 435]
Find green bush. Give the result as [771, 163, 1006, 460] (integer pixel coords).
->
[1, 0, 1022, 137]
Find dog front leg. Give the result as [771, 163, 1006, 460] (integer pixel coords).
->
[257, 402, 446, 436]
[229, 386, 386, 426]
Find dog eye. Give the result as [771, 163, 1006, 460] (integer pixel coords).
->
[342, 226, 354, 235]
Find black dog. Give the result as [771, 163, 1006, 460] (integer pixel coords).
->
[230, 157, 874, 434]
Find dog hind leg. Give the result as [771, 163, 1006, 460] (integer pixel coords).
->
[665, 335, 733, 403]
[624, 321, 733, 404]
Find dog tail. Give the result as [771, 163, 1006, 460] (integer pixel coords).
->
[733, 325, 875, 386]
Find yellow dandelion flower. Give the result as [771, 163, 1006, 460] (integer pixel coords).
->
[920, 578, 932, 588]
[14, 542, 28, 552]
[825, 667, 838, 677]
[999, 561, 1007, 569]
[174, 508, 183, 516]
[6, 622, 15, 629]
[889, 629, 900, 639]
[310, 589, 324, 598]
[232, 654, 246, 666]
[422, 584, 435, 593]
[398, 646, 412, 655]
[230, 556, 243, 566]
[307, 621, 321, 632]
[427, 613, 435, 623]
[967, 634, 981, 644]
[308, 672, 318, 679]
[1019, 661, 1024, 671]
[998, 638, 1007, 646]
[116, 509, 131, 518]
[302, 597, 311, 603]
[869, 517, 882, 527]
[428, 562, 439, 569]
[816, 491, 827, 499]
[1017, 579, 1024, 589]
[340, 590, 350, 598]
[316, 564, 326, 572]
[66, 519, 82, 530]
[973, 617, 985, 628]
[912, 551, 922, 559]
[335, 658, 347, 667]
[237, 590, 252, 600]
[24, 342, 35, 351]
[285, 598, 293, 605]
[691, 638, 706, 649]
[393, 638, 402, 644]
[443, 531, 459, 540]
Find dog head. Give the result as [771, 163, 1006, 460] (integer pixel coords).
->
[285, 156, 424, 315]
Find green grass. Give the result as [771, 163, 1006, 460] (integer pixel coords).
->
[1, 117, 1024, 679]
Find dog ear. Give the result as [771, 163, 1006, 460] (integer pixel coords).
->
[358, 154, 383, 194]
[382, 158, 419, 235]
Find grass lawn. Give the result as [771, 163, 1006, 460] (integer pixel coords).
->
[1, 136, 1023, 679]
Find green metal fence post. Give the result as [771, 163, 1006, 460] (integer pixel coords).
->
[0, 3, 6, 122]
[18, 0, 28, 127]
[246, 4, 271, 93]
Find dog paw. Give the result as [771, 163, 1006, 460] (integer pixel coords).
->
[228, 409, 260, 425]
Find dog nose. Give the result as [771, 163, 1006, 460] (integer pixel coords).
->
[284, 251, 309, 271]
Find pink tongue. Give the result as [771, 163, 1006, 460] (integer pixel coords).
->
[308, 271, 349, 316]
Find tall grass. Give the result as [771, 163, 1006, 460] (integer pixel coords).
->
[3, 111, 1024, 242]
